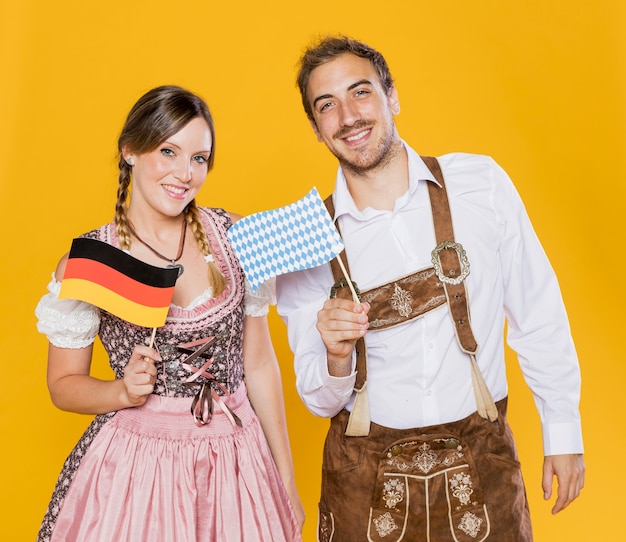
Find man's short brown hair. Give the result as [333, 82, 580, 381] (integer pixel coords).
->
[297, 35, 394, 121]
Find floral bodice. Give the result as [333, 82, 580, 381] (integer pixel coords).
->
[87, 207, 245, 397]
[37, 207, 252, 398]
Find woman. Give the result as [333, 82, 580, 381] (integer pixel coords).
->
[35, 85, 304, 541]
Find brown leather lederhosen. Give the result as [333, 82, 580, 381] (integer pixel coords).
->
[317, 157, 532, 542]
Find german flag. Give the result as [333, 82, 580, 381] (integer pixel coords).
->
[59, 237, 179, 328]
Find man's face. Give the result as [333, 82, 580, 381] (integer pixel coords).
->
[306, 53, 400, 176]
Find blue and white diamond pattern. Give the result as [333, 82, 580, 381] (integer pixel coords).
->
[227, 187, 344, 290]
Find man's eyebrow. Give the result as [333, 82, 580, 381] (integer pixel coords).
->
[312, 79, 374, 109]
[348, 79, 373, 91]
[312, 93, 333, 109]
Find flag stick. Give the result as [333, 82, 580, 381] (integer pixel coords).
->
[148, 327, 157, 349]
[336, 255, 360, 303]
[144, 327, 158, 365]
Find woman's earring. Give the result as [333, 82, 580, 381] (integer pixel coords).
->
[126, 157, 134, 166]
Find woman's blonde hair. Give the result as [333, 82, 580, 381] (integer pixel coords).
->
[114, 85, 226, 296]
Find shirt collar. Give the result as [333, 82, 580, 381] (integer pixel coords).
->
[331, 140, 441, 221]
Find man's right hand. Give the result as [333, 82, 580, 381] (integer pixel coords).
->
[316, 298, 370, 377]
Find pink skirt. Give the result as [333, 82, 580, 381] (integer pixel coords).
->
[50, 385, 301, 541]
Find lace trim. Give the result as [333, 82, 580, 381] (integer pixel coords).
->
[35, 275, 100, 348]
[164, 278, 274, 316]
[170, 287, 214, 311]
[244, 277, 275, 317]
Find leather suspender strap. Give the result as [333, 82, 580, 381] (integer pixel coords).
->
[423, 157, 498, 421]
[324, 157, 498, 435]
[422, 156, 478, 353]
[325, 202, 370, 436]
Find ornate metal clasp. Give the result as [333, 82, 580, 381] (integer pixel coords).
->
[329, 277, 361, 300]
[431, 240, 470, 286]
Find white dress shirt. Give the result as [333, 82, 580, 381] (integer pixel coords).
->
[276, 143, 583, 456]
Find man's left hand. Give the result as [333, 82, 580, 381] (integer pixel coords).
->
[542, 453, 585, 514]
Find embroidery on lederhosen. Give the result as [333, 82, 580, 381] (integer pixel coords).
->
[367, 436, 490, 542]
[447, 471, 486, 538]
[390, 284, 413, 318]
[343, 267, 447, 330]
[372, 511, 400, 538]
[318, 506, 335, 542]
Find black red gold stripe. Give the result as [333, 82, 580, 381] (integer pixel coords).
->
[59, 237, 179, 328]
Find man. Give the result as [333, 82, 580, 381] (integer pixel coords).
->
[277, 36, 584, 541]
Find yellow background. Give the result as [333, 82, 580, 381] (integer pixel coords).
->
[1, 1, 624, 540]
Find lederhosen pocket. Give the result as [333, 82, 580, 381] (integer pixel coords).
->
[368, 435, 489, 542]
[318, 402, 531, 542]
[318, 410, 367, 542]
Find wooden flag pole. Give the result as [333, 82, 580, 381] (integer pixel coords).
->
[144, 327, 158, 364]
[148, 327, 157, 349]
[336, 255, 359, 303]
[335, 253, 370, 436]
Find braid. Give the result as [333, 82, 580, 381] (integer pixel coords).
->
[185, 201, 227, 296]
[115, 160, 133, 250]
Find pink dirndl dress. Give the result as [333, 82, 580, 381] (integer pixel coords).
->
[35, 208, 301, 542]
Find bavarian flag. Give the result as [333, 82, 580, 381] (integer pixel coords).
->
[59, 237, 179, 328]
[227, 187, 344, 291]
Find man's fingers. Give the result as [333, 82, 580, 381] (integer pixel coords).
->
[543, 454, 585, 514]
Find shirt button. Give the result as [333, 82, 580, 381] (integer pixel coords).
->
[428, 343, 434, 349]
[426, 390, 432, 396]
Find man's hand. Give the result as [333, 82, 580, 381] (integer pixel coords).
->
[542, 453, 585, 514]
[316, 298, 369, 377]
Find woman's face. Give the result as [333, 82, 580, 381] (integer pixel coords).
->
[125, 116, 213, 218]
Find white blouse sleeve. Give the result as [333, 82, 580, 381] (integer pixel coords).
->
[34, 273, 101, 348]
[243, 277, 276, 317]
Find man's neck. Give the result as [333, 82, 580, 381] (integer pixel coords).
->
[343, 142, 409, 211]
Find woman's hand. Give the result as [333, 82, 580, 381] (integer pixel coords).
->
[285, 478, 305, 531]
[121, 345, 160, 406]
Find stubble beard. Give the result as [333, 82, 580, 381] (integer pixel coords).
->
[332, 120, 400, 178]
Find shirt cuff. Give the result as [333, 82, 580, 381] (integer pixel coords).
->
[321, 349, 357, 383]
[542, 421, 584, 456]
[297, 353, 357, 418]
[320, 354, 357, 409]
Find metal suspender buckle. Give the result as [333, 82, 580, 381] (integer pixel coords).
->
[330, 277, 361, 300]
[431, 240, 470, 286]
